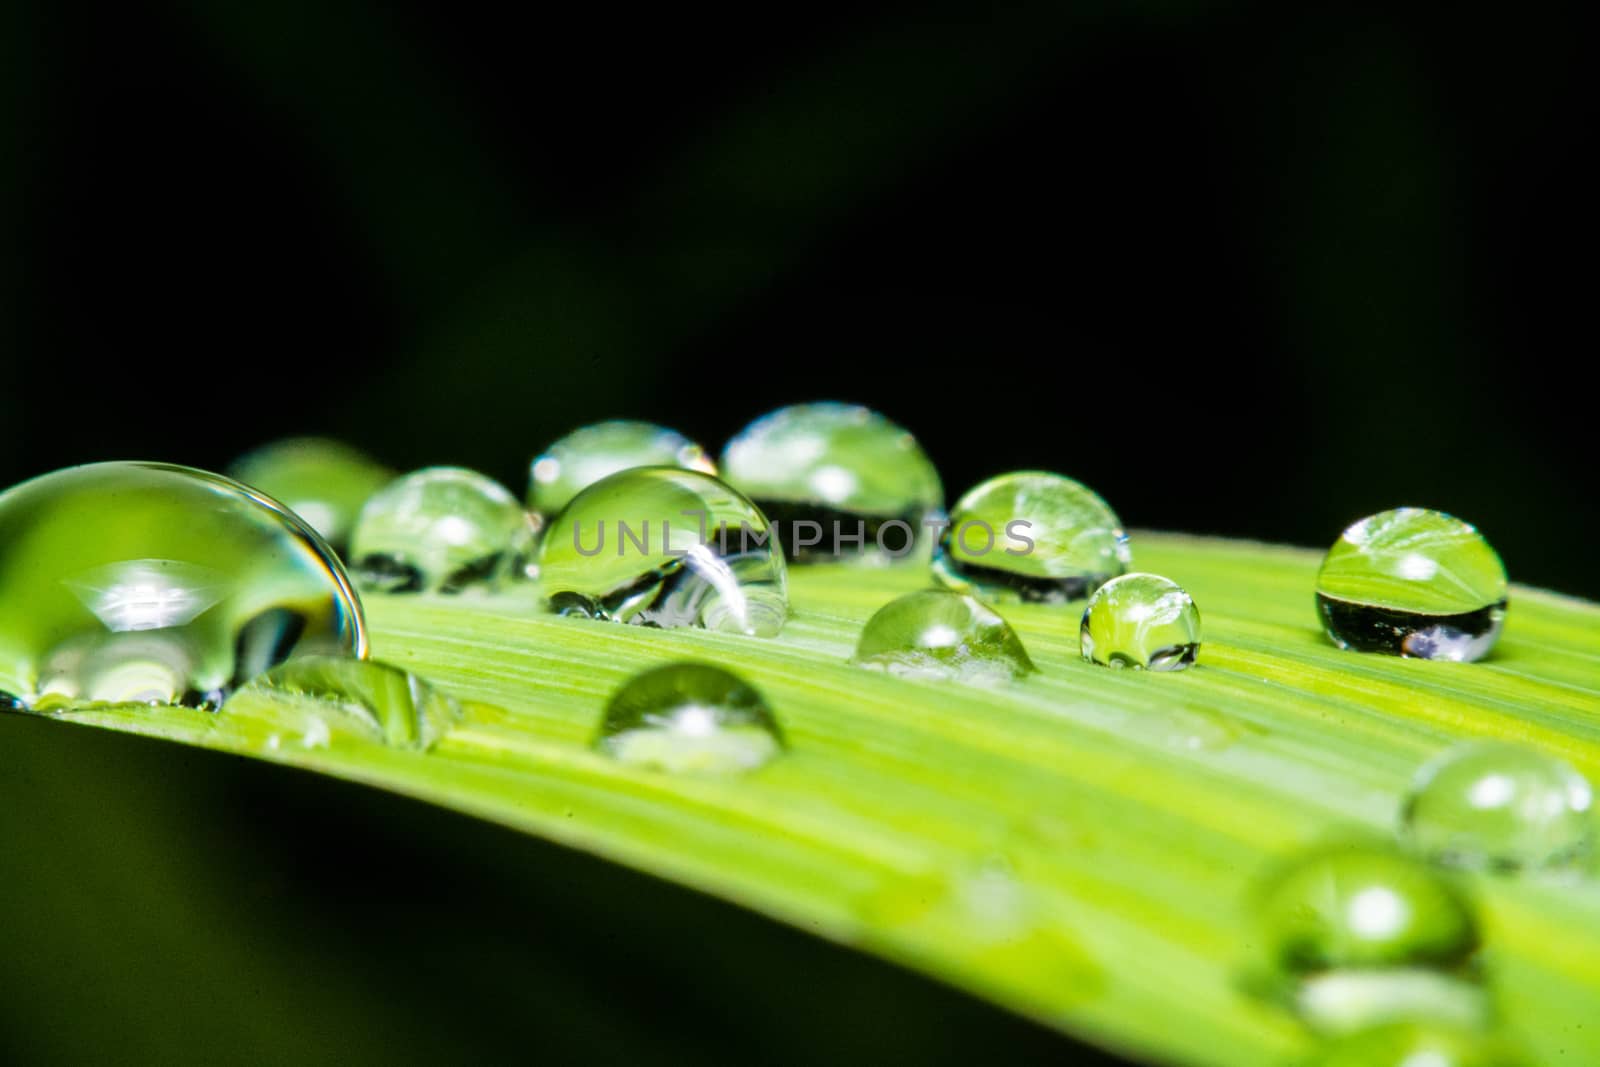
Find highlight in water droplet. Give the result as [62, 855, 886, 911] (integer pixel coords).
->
[932, 471, 1129, 603]
[225, 655, 463, 751]
[350, 467, 536, 595]
[1316, 508, 1508, 662]
[1080, 573, 1201, 671]
[528, 420, 716, 520]
[0, 462, 365, 711]
[853, 589, 1034, 685]
[228, 437, 394, 554]
[595, 662, 783, 775]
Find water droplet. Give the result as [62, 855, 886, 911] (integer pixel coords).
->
[1303, 1022, 1532, 1067]
[932, 471, 1129, 603]
[852, 589, 1034, 685]
[225, 655, 463, 750]
[228, 437, 393, 554]
[349, 467, 536, 595]
[1254, 844, 1485, 1034]
[527, 420, 716, 519]
[1316, 508, 1508, 662]
[595, 662, 783, 774]
[1401, 742, 1594, 876]
[0, 462, 365, 711]
[1080, 573, 1201, 670]
[720, 402, 943, 562]
[539, 467, 788, 636]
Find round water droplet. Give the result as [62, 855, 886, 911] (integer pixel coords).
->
[595, 662, 783, 775]
[1401, 742, 1594, 875]
[226, 655, 463, 751]
[527, 420, 716, 519]
[853, 589, 1034, 685]
[1302, 1022, 1532, 1067]
[720, 402, 943, 563]
[1316, 508, 1508, 662]
[1080, 573, 1201, 671]
[932, 471, 1129, 603]
[0, 462, 365, 711]
[349, 467, 536, 595]
[1255, 845, 1485, 1034]
[228, 437, 393, 553]
[539, 467, 788, 636]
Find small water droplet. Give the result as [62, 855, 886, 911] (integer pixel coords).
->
[1080, 573, 1201, 671]
[1302, 1022, 1532, 1067]
[225, 655, 463, 750]
[720, 402, 943, 563]
[932, 471, 1129, 603]
[527, 420, 716, 519]
[852, 589, 1034, 685]
[595, 662, 783, 775]
[1253, 845, 1485, 1034]
[1316, 508, 1508, 662]
[228, 437, 393, 554]
[349, 467, 536, 595]
[539, 467, 788, 636]
[0, 462, 365, 711]
[1401, 741, 1594, 876]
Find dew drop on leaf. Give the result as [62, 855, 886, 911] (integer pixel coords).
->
[595, 662, 783, 775]
[853, 589, 1034, 685]
[228, 436, 394, 555]
[527, 420, 715, 520]
[1080, 573, 1201, 671]
[225, 655, 464, 751]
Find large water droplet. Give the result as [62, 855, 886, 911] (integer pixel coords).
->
[595, 662, 783, 774]
[720, 402, 943, 563]
[1316, 508, 1508, 662]
[1401, 741, 1594, 876]
[539, 467, 788, 636]
[527, 420, 716, 520]
[225, 655, 463, 751]
[1302, 1022, 1532, 1067]
[228, 437, 393, 554]
[0, 462, 365, 711]
[1254, 845, 1485, 1034]
[932, 471, 1129, 603]
[349, 467, 536, 595]
[852, 589, 1034, 685]
[1080, 573, 1201, 671]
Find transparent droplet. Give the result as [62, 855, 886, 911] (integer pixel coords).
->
[349, 467, 536, 595]
[932, 471, 1129, 603]
[528, 420, 716, 519]
[1401, 742, 1594, 876]
[1254, 844, 1485, 1034]
[1303, 1022, 1532, 1067]
[0, 462, 365, 711]
[228, 437, 393, 554]
[225, 655, 463, 751]
[1080, 573, 1201, 671]
[719, 402, 943, 563]
[852, 589, 1034, 685]
[595, 662, 783, 775]
[539, 467, 788, 637]
[1316, 508, 1508, 662]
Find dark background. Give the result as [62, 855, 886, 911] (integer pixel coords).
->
[1, 3, 1593, 1063]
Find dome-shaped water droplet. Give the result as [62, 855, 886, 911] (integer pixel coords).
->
[539, 467, 788, 636]
[527, 420, 716, 519]
[228, 437, 393, 554]
[1080, 573, 1201, 671]
[933, 471, 1129, 603]
[224, 655, 463, 751]
[1401, 742, 1594, 876]
[1302, 1022, 1532, 1067]
[1316, 508, 1508, 662]
[349, 467, 535, 595]
[0, 462, 365, 711]
[852, 589, 1034, 685]
[720, 402, 943, 563]
[1254, 845, 1486, 1034]
[595, 662, 783, 774]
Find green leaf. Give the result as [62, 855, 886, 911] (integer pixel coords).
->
[32, 534, 1600, 1066]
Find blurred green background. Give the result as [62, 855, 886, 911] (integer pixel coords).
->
[1, 3, 1593, 1062]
